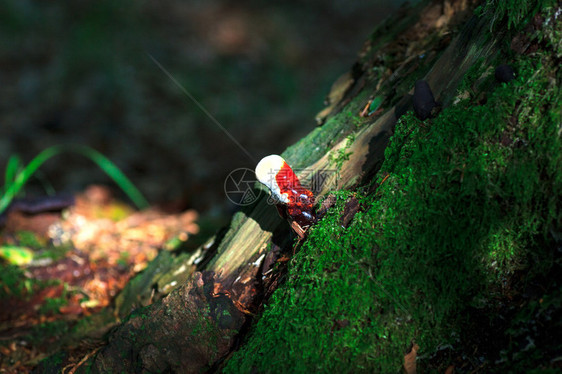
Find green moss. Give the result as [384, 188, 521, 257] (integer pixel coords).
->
[14, 230, 46, 248]
[0, 265, 28, 299]
[224, 15, 561, 372]
[34, 242, 74, 262]
[69, 309, 115, 338]
[328, 134, 355, 171]
[0, 264, 65, 301]
[35, 351, 66, 373]
[38, 288, 68, 314]
[483, 0, 556, 30]
[29, 320, 71, 343]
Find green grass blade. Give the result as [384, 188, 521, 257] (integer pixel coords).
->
[3, 155, 22, 192]
[0, 145, 149, 216]
[68, 145, 149, 210]
[0, 146, 63, 215]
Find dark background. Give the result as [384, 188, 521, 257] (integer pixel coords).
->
[1, 0, 405, 225]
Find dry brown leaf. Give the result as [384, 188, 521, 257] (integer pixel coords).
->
[403, 343, 419, 374]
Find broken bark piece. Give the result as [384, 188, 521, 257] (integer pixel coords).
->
[340, 196, 360, 228]
[261, 244, 282, 277]
[495, 64, 515, 83]
[316, 194, 337, 220]
[330, 319, 350, 333]
[412, 80, 438, 120]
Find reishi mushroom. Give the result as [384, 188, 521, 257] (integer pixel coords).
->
[255, 155, 316, 238]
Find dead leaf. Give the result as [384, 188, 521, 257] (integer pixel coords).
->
[403, 343, 419, 374]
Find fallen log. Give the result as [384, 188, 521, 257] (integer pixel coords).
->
[41, 0, 525, 371]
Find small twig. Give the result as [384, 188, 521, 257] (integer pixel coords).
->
[359, 99, 373, 117]
[379, 173, 390, 186]
[64, 346, 101, 374]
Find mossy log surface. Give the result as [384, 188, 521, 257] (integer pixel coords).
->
[39, 0, 560, 372]
[72, 272, 245, 373]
